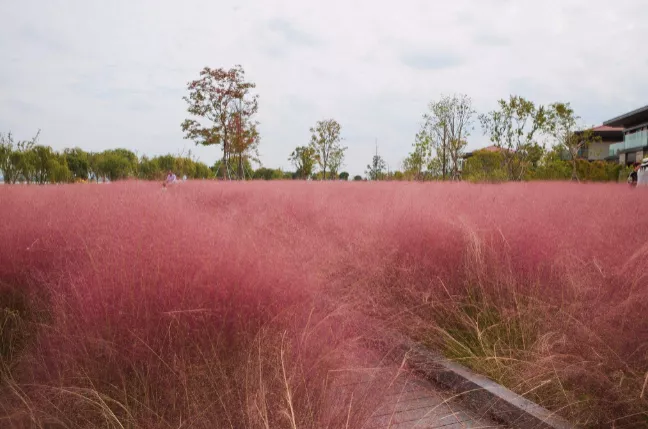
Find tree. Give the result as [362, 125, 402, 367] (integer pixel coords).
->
[96, 149, 136, 181]
[309, 119, 346, 180]
[87, 152, 103, 182]
[353, 175, 363, 181]
[463, 149, 508, 182]
[0, 132, 18, 183]
[64, 148, 89, 181]
[366, 152, 387, 181]
[339, 171, 349, 181]
[193, 162, 212, 179]
[546, 102, 601, 182]
[182, 65, 259, 179]
[404, 129, 431, 180]
[212, 157, 253, 179]
[253, 167, 283, 180]
[29, 145, 57, 184]
[423, 94, 475, 180]
[0, 131, 40, 184]
[228, 100, 260, 179]
[479, 96, 547, 181]
[289, 146, 316, 179]
[327, 147, 345, 180]
[47, 154, 72, 183]
[139, 156, 161, 180]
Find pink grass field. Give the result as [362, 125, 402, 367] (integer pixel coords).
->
[0, 181, 647, 428]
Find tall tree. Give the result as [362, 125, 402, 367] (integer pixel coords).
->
[327, 147, 345, 180]
[423, 94, 475, 180]
[0, 132, 16, 183]
[0, 131, 39, 184]
[366, 154, 386, 180]
[366, 143, 387, 180]
[181, 65, 259, 179]
[96, 149, 136, 182]
[228, 99, 260, 179]
[30, 145, 56, 184]
[404, 129, 432, 180]
[309, 119, 346, 180]
[289, 146, 316, 179]
[546, 102, 600, 182]
[64, 148, 89, 181]
[479, 95, 547, 181]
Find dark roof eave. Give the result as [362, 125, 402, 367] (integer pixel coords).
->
[604, 105, 648, 127]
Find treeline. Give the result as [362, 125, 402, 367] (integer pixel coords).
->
[0, 131, 358, 183]
[396, 94, 626, 183]
[0, 132, 212, 184]
[462, 146, 627, 183]
[1, 62, 631, 184]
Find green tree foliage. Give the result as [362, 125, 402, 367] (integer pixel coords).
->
[327, 146, 345, 179]
[182, 65, 259, 179]
[403, 130, 432, 180]
[96, 149, 138, 181]
[0, 132, 20, 184]
[0, 131, 40, 184]
[252, 167, 283, 180]
[63, 148, 89, 181]
[353, 175, 363, 181]
[546, 102, 602, 181]
[228, 102, 260, 179]
[479, 95, 548, 181]
[463, 150, 509, 183]
[420, 94, 475, 180]
[366, 153, 387, 181]
[30, 145, 57, 184]
[47, 154, 72, 183]
[308, 119, 346, 180]
[139, 155, 213, 181]
[289, 146, 316, 179]
[212, 157, 253, 179]
[338, 171, 349, 181]
[391, 171, 405, 181]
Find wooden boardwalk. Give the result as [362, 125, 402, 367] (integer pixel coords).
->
[326, 351, 507, 429]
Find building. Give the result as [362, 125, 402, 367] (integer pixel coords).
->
[604, 105, 648, 165]
[571, 125, 623, 161]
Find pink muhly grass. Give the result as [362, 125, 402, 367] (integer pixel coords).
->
[0, 181, 646, 428]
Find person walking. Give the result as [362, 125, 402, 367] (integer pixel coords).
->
[629, 163, 639, 187]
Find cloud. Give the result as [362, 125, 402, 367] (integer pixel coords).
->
[267, 18, 320, 47]
[400, 52, 464, 70]
[1, 0, 648, 175]
[473, 33, 510, 47]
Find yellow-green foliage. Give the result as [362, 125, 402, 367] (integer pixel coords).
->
[463, 150, 508, 182]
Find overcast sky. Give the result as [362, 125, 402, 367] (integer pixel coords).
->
[1, 0, 647, 175]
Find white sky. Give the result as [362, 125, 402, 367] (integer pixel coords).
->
[1, 0, 647, 176]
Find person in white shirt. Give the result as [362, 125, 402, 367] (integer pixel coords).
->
[637, 159, 648, 187]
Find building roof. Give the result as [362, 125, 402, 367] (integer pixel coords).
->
[591, 125, 623, 132]
[603, 105, 648, 128]
[574, 125, 623, 142]
[462, 145, 512, 158]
